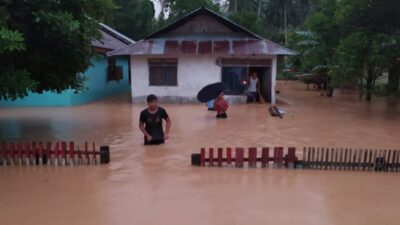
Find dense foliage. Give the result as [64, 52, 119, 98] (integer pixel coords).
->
[0, 0, 114, 100]
[1, 0, 399, 102]
[291, 0, 400, 101]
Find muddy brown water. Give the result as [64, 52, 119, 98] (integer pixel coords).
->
[0, 81, 400, 225]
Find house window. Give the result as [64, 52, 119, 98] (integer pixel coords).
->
[148, 59, 178, 86]
[221, 67, 247, 95]
[107, 57, 123, 81]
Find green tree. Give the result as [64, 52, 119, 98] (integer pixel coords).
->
[159, 0, 221, 19]
[333, 0, 400, 101]
[0, 0, 114, 100]
[108, 0, 155, 40]
[296, 0, 400, 102]
[229, 11, 264, 36]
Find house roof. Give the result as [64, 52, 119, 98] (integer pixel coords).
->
[107, 7, 297, 56]
[91, 23, 135, 52]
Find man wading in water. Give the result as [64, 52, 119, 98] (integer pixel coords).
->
[139, 94, 171, 145]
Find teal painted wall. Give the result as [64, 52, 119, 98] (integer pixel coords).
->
[0, 55, 131, 107]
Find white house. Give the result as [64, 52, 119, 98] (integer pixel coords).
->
[108, 7, 296, 104]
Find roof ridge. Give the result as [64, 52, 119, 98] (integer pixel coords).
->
[145, 7, 263, 40]
[99, 23, 135, 45]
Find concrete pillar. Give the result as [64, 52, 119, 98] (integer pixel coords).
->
[271, 56, 277, 105]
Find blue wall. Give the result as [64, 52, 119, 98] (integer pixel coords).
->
[0, 55, 131, 107]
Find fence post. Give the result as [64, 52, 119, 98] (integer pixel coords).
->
[248, 147, 257, 168]
[208, 148, 214, 167]
[287, 147, 296, 169]
[226, 147, 232, 166]
[217, 148, 223, 167]
[235, 148, 244, 168]
[261, 147, 269, 168]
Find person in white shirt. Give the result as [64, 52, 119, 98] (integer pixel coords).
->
[247, 72, 259, 103]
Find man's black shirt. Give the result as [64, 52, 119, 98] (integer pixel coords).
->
[139, 107, 169, 144]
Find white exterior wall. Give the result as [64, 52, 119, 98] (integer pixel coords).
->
[130, 55, 277, 104]
[131, 55, 221, 103]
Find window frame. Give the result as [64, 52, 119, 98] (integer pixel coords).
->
[148, 58, 178, 87]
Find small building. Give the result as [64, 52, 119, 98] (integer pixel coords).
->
[0, 23, 134, 107]
[108, 7, 296, 104]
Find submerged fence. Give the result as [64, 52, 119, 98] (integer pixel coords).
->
[0, 141, 110, 166]
[192, 147, 400, 172]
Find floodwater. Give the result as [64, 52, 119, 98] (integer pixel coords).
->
[0, 81, 400, 225]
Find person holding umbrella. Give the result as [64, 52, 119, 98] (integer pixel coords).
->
[197, 82, 229, 119]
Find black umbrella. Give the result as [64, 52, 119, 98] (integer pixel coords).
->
[197, 82, 227, 103]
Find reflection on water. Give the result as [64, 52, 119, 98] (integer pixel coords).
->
[0, 81, 400, 225]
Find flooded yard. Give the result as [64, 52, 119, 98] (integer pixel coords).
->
[1, 81, 400, 225]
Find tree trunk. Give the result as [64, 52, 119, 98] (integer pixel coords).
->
[283, 0, 288, 65]
[257, 0, 262, 18]
[358, 77, 364, 100]
[388, 62, 400, 94]
[234, 0, 238, 13]
[365, 67, 374, 102]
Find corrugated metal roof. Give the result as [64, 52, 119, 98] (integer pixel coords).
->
[91, 23, 135, 51]
[107, 8, 297, 56]
[107, 38, 297, 56]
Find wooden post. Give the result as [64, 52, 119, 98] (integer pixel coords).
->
[324, 148, 329, 170]
[0, 142, 6, 165]
[208, 148, 214, 167]
[217, 148, 223, 167]
[60, 142, 67, 166]
[235, 148, 244, 168]
[391, 150, 397, 172]
[383, 150, 388, 172]
[24, 143, 30, 166]
[38, 142, 44, 165]
[17, 143, 23, 165]
[8, 143, 15, 165]
[30, 142, 37, 165]
[344, 149, 349, 170]
[368, 149, 374, 170]
[46, 142, 52, 165]
[320, 148, 325, 169]
[77, 145, 83, 165]
[351, 149, 357, 170]
[307, 147, 312, 169]
[357, 149, 362, 171]
[287, 147, 296, 169]
[248, 147, 257, 168]
[303, 147, 307, 169]
[311, 147, 315, 169]
[226, 147, 232, 166]
[69, 142, 75, 166]
[92, 142, 97, 165]
[316, 147, 320, 169]
[261, 147, 269, 168]
[333, 148, 338, 170]
[84, 142, 90, 165]
[54, 142, 60, 166]
[338, 148, 344, 170]
[274, 147, 284, 168]
[362, 150, 367, 170]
